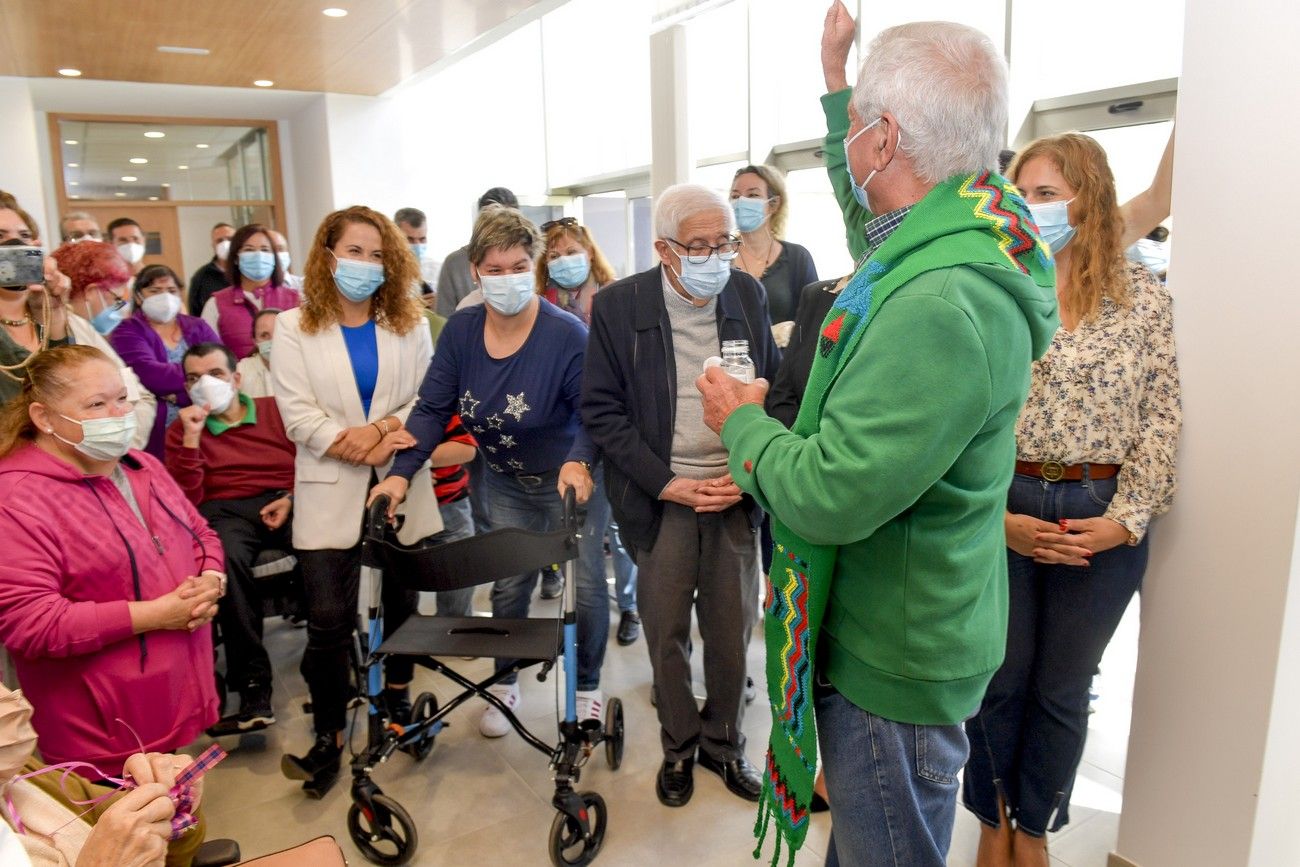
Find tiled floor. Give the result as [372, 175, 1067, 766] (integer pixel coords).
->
[198, 586, 1140, 867]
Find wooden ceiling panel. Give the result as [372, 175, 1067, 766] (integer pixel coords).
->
[0, 0, 543, 95]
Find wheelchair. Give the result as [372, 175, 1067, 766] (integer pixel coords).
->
[345, 488, 625, 866]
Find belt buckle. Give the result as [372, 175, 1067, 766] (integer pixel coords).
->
[1040, 460, 1065, 482]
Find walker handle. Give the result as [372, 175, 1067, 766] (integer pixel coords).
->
[366, 495, 391, 542]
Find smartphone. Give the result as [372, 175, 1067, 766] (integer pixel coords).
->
[0, 246, 43, 288]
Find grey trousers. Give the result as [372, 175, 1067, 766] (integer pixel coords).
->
[635, 501, 760, 762]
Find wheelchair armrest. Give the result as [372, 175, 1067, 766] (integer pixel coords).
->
[193, 838, 241, 867]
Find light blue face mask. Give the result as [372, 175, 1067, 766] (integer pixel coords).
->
[670, 250, 733, 301]
[480, 272, 536, 316]
[90, 299, 127, 335]
[547, 253, 590, 290]
[410, 243, 428, 261]
[239, 250, 276, 281]
[331, 251, 385, 302]
[731, 197, 769, 233]
[1126, 238, 1169, 273]
[844, 117, 884, 211]
[1028, 199, 1077, 254]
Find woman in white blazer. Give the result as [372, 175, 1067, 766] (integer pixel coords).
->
[271, 206, 442, 797]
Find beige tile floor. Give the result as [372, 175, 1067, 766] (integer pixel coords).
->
[198, 586, 1139, 867]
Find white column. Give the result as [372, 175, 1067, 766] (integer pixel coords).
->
[1112, 1, 1300, 865]
[0, 78, 49, 239]
[649, 24, 691, 198]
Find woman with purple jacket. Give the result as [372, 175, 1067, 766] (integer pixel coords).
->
[201, 223, 300, 359]
[108, 264, 220, 458]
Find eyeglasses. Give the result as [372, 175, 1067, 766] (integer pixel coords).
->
[541, 217, 579, 232]
[665, 236, 742, 265]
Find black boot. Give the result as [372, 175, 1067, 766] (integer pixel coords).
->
[281, 732, 343, 798]
[384, 686, 412, 727]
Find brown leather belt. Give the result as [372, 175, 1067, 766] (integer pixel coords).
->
[1015, 460, 1120, 482]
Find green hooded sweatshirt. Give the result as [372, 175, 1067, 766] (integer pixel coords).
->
[722, 223, 1059, 726]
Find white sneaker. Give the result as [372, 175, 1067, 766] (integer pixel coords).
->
[575, 689, 603, 724]
[479, 683, 520, 738]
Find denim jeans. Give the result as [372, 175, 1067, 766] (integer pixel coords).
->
[818, 682, 969, 867]
[580, 465, 637, 614]
[426, 497, 475, 617]
[480, 467, 607, 690]
[963, 472, 1147, 836]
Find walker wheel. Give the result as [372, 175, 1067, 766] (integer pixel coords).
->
[405, 692, 438, 761]
[604, 697, 624, 770]
[548, 791, 607, 867]
[347, 792, 417, 865]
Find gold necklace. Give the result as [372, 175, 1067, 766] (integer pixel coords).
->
[1, 314, 30, 327]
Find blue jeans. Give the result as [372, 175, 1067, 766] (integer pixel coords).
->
[818, 683, 969, 867]
[580, 465, 637, 614]
[963, 472, 1147, 835]
[480, 467, 607, 690]
[427, 498, 475, 617]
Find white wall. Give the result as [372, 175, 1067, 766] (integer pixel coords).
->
[1113, 0, 1300, 864]
[0, 77, 51, 239]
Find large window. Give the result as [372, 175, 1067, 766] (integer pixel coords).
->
[686, 1, 750, 161]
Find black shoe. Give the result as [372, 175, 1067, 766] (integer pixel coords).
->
[810, 791, 830, 813]
[616, 610, 641, 646]
[280, 732, 342, 788]
[744, 676, 757, 705]
[698, 751, 762, 802]
[239, 682, 275, 730]
[540, 566, 562, 599]
[655, 756, 694, 807]
[384, 686, 412, 727]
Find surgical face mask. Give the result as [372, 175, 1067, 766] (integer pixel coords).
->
[844, 117, 885, 211]
[547, 253, 590, 290]
[1028, 199, 1076, 254]
[215, 239, 231, 261]
[90, 298, 128, 335]
[188, 373, 235, 414]
[1127, 238, 1169, 273]
[410, 243, 428, 261]
[669, 250, 732, 301]
[732, 197, 769, 233]
[0, 688, 37, 779]
[141, 292, 181, 324]
[277, 251, 292, 272]
[257, 340, 274, 361]
[116, 242, 145, 265]
[239, 250, 276, 281]
[54, 411, 137, 461]
[479, 272, 535, 316]
[331, 251, 386, 302]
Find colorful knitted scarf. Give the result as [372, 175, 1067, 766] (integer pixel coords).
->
[753, 171, 1054, 864]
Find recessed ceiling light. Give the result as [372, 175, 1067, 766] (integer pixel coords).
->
[156, 45, 210, 56]
[144, 130, 165, 138]
[129, 157, 148, 164]
[196, 144, 210, 149]
[121, 175, 138, 182]
[161, 183, 171, 187]
[253, 79, 274, 88]
[323, 7, 348, 17]
[114, 192, 126, 197]
[66, 162, 79, 168]
[58, 68, 82, 77]
[70, 195, 81, 199]
[148, 196, 159, 201]
[69, 182, 79, 187]
[64, 139, 78, 145]
[177, 165, 189, 170]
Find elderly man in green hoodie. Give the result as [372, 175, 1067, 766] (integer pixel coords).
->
[697, 13, 1059, 867]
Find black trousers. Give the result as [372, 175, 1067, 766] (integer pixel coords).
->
[297, 543, 417, 735]
[200, 493, 289, 693]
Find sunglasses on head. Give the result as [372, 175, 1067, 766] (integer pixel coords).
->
[541, 217, 579, 232]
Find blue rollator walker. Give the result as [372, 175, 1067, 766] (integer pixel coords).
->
[347, 488, 625, 866]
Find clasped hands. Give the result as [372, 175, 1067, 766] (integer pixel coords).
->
[331, 421, 416, 467]
[1005, 514, 1132, 566]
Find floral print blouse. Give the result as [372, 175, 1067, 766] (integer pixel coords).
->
[1014, 262, 1181, 540]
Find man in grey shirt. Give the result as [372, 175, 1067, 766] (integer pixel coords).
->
[581, 184, 781, 810]
[435, 186, 518, 317]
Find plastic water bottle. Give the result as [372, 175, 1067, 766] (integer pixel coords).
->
[720, 339, 756, 384]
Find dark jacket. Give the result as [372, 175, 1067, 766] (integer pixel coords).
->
[188, 258, 228, 317]
[581, 265, 781, 553]
[765, 277, 842, 429]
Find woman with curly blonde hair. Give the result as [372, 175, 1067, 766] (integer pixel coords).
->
[963, 133, 1182, 867]
[272, 205, 443, 797]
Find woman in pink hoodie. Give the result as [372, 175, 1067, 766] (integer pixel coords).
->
[0, 345, 223, 776]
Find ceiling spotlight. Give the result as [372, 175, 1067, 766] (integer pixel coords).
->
[148, 196, 159, 201]
[69, 182, 79, 187]
[178, 165, 189, 170]
[114, 192, 126, 197]
[129, 157, 148, 164]
[66, 162, 79, 168]
[161, 183, 171, 188]
[144, 131, 165, 138]
[196, 143, 210, 149]
[64, 139, 78, 145]
[121, 175, 138, 182]
[58, 68, 82, 77]
[253, 79, 274, 87]
[323, 8, 348, 17]
[70, 195, 81, 199]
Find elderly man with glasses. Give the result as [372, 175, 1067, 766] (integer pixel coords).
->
[581, 183, 780, 809]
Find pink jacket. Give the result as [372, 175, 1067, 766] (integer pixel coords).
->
[0, 445, 223, 775]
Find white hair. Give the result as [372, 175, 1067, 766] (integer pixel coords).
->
[653, 183, 735, 240]
[852, 21, 1008, 184]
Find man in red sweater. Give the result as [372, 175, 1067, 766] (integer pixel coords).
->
[165, 341, 296, 735]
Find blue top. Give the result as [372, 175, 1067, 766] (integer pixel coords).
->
[392, 300, 596, 480]
[163, 339, 190, 427]
[341, 319, 379, 418]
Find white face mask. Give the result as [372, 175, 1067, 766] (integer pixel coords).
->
[116, 242, 145, 265]
[215, 239, 231, 261]
[188, 374, 236, 414]
[54, 412, 138, 461]
[141, 292, 181, 324]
